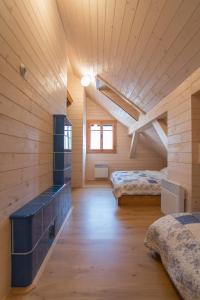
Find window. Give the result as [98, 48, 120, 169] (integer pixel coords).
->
[87, 120, 116, 153]
[64, 124, 72, 151]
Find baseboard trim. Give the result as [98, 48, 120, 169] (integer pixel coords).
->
[11, 207, 73, 295]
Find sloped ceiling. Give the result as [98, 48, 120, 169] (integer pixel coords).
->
[57, 0, 200, 115]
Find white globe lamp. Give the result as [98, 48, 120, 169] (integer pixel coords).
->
[81, 75, 91, 87]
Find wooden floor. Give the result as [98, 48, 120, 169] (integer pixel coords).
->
[8, 186, 181, 300]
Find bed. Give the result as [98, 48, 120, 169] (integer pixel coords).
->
[110, 168, 167, 206]
[145, 213, 200, 300]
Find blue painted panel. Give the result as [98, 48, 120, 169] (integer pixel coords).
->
[54, 134, 64, 153]
[54, 115, 65, 134]
[53, 170, 64, 185]
[54, 152, 64, 170]
[10, 183, 71, 287]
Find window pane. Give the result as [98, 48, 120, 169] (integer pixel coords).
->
[64, 136, 68, 150]
[90, 124, 100, 131]
[90, 130, 101, 149]
[103, 125, 113, 131]
[103, 131, 113, 149]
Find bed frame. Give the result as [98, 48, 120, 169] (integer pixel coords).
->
[117, 194, 161, 206]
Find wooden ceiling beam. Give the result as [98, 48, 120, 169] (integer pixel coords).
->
[130, 131, 139, 158]
[130, 116, 168, 157]
[67, 90, 73, 107]
[152, 120, 168, 151]
[97, 75, 145, 115]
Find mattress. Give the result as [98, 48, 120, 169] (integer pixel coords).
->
[145, 213, 200, 300]
[110, 170, 164, 198]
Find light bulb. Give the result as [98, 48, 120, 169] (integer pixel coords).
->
[81, 75, 91, 87]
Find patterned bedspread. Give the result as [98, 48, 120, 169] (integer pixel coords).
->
[145, 213, 200, 300]
[110, 170, 163, 198]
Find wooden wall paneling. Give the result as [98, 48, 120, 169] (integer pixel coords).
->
[63, 0, 89, 73]
[111, 0, 138, 81]
[0, 1, 67, 114]
[0, 114, 51, 143]
[0, 1, 68, 299]
[97, 0, 106, 76]
[0, 51, 50, 116]
[144, 46, 200, 111]
[27, 0, 68, 77]
[79, 0, 93, 73]
[191, 93, 200, 210]
[136, 1, 200, 105]
[67, 73, 86, 188]
[0, 4, 55, 102]
[0, 153, 52, 173]
[127, 0, 182, 101]
[122, 0, 166, 97]
[136, 1, 200, 109]
[102, 0, 115, 73]
[118, 0, 151, 94]
[143, 52, 200, 112]
[88, 0, 98, 76]
[5, 0, 67, 91]
[16, 0, 65, 86]
[0, 94, 52, 134]
[107, 0, 126, 73]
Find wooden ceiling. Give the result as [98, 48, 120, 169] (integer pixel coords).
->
[57, 0, 200, 113]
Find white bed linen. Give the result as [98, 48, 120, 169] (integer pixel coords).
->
[110, 170, 165, 198]
[145, 213, 200, 300]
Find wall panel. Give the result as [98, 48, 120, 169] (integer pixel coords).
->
[67, 73, 86, 188]
[192, 93, 200, 210]
[0, 1, 67, 299]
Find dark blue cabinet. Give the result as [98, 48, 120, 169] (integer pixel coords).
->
[10, 184, 71, 287]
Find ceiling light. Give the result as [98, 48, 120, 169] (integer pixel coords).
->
[81, 75, 91, 87]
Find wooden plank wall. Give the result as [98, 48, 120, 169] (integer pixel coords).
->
[192, 93, 200, 210]
[0, 1, 68, 299]
[67, 73, 86, 188]
[130, 67, 200, 211]
[86, 98, 165, 181]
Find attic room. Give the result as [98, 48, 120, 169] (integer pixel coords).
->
[1, 0, 200, 299]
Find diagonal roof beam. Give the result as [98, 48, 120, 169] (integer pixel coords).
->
[96, 75, 145, 121]
[152, 120, 168, 151]
[130, 131, 139, 158]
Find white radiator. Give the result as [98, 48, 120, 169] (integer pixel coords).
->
[94, 164, 109, 179]
[161, 179, 185, 214]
